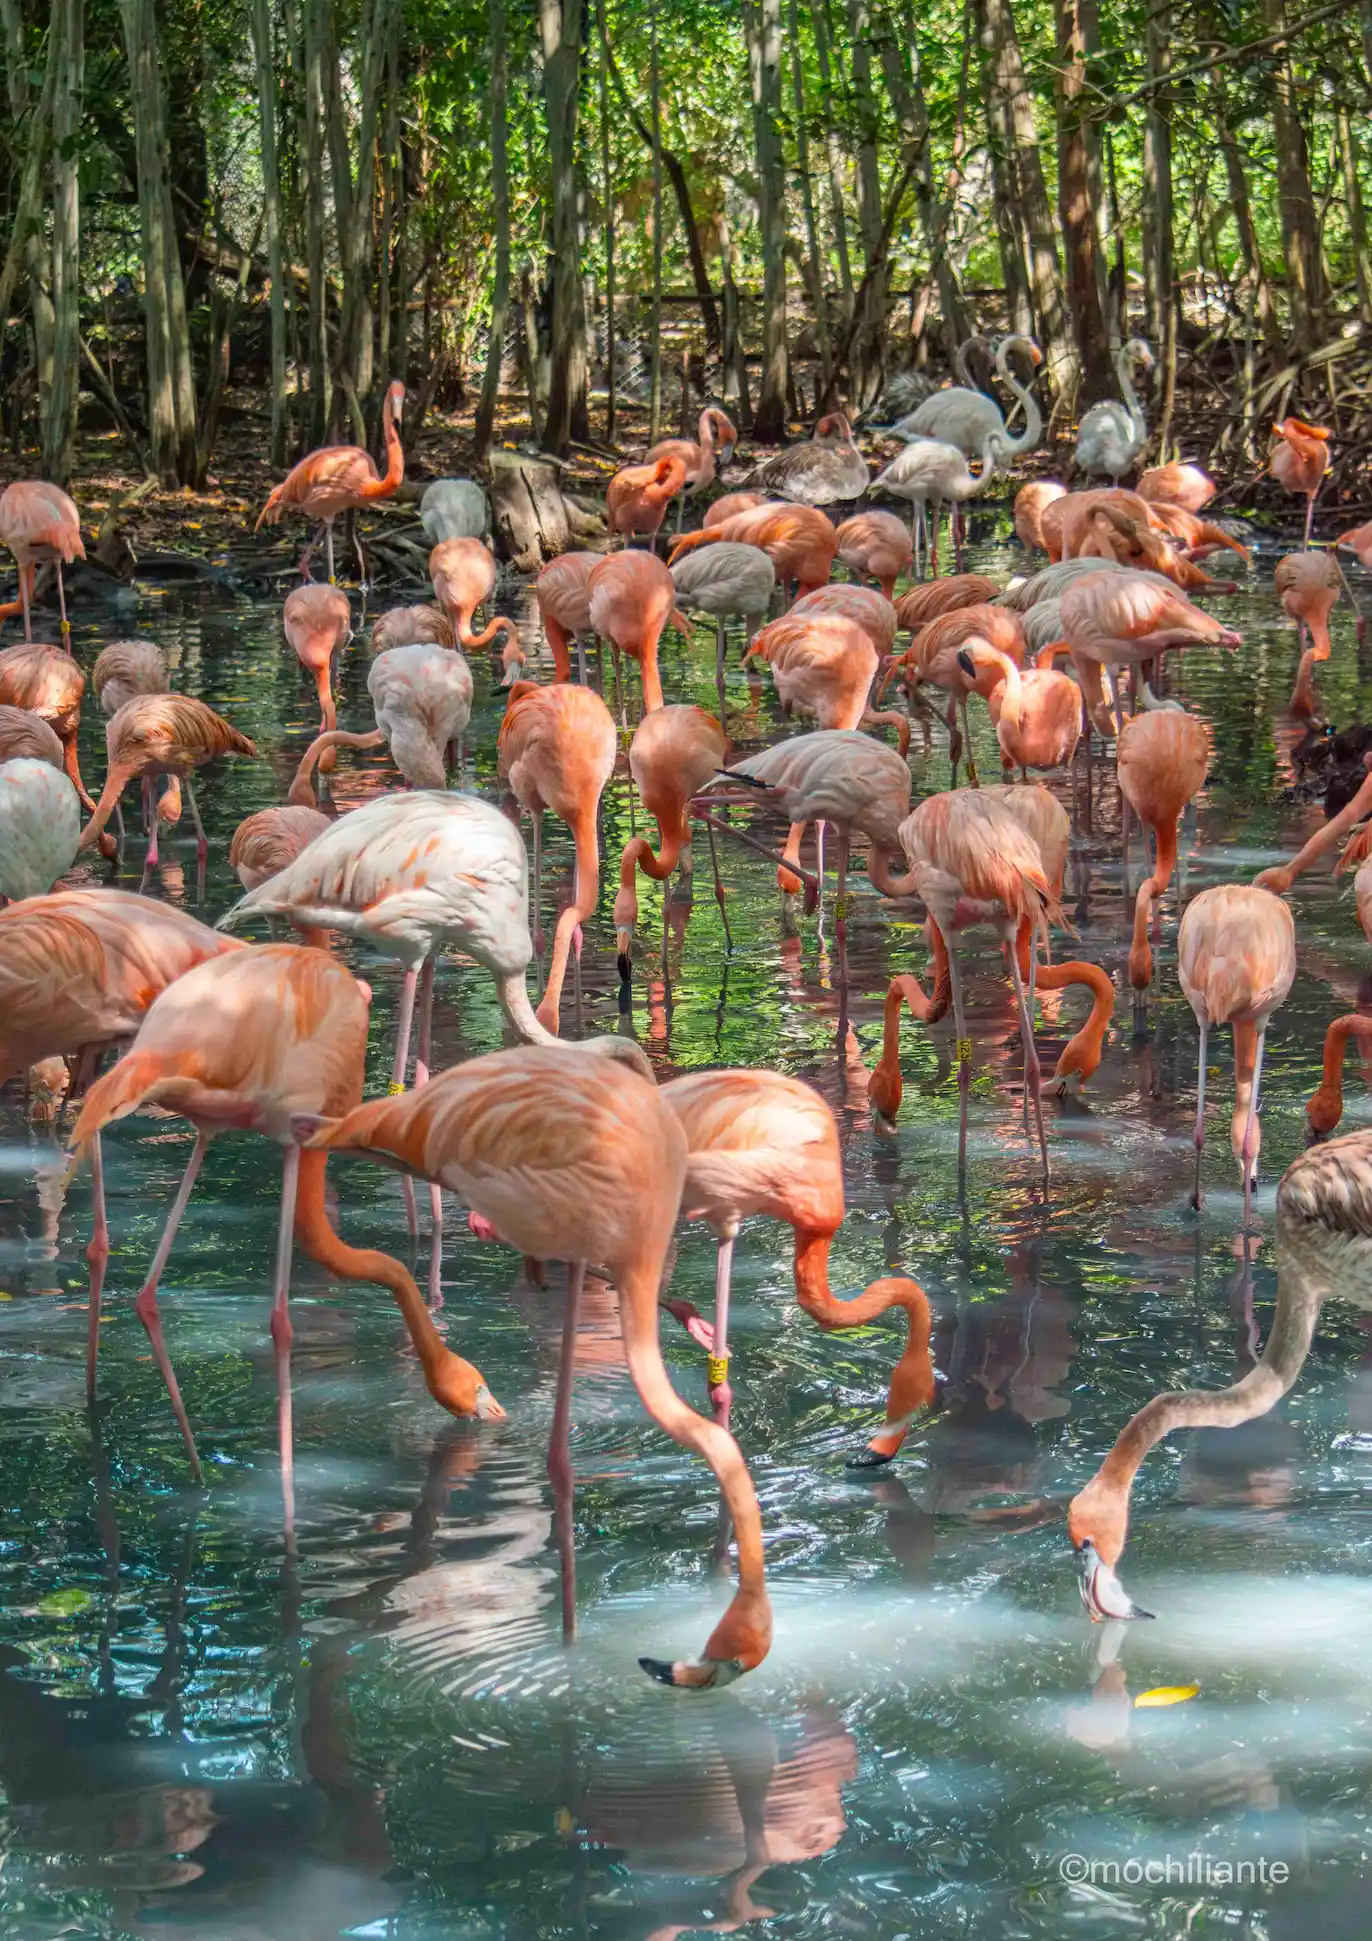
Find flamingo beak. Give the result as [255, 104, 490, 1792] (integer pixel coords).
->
[638, 1654, 747, 1689]
[475, 1383, 507, 1422]
[1076, 1540, 1154, 1622]
[1029, 344, 1044, 366]
[955, 647, 977, 679]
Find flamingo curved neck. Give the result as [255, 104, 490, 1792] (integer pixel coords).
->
[994, 340, 1042, 456]
[360, 390, 405, 499]
[1115, 346, 1147, 446]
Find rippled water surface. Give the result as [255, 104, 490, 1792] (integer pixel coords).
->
[3, 505, 1372, 1939]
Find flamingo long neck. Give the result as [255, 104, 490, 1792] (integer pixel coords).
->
[1307, 1013, 1372, 1134]
[994, 341, 1043, 456]
[868, 950, 952, 1119]
[535, 804, 601, 1035]
[971, 644, 1021, 734]
[1273, 767, 1372, 886]
[359, 391, 405, 499]
[293, 1148, 471, 1409]
[613, 818, 686, 942]
[1116, 346, 1147, 445]
[861, 708, 912, 757]
[76, 758, 138, 850]
[866, 841, 921, 900]
[287, 728, 383, 807]
[1036, 960, 1114, 1081]
[793, 1230, 937, 1433]
[464, 612, 517, 653]
[969, 427, 1002, 493]
[496, 968, 560, 1045]
[1092, 1256, 1320, 1502]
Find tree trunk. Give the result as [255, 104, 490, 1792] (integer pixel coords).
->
[977, 0, 1076, 396]
[1338, 105, 1372, 327]
[876, 0, 970, 361]
[43, 0, 82, 486]
[843, 0, 887, 407]
[337, 0, 393, 415]
[789, 0, 832, 394]
[812, 0, 853, 318]
[647, 0, 663, 443]
[1055, 0, 1112, 403]
[474, 0, 510, 459]
[119, 0, 198, 484]
[1264, 0, 1325, 353]
[1141, 0, 1174, 449]
[540, 0, 589, 454]
[250, 0, 289, 463]
[0, 5, 57, 357]
[598, 0, 616, 438]
[719, 220, 752, 426]
[1208, 25, 1281, 353]
[980, 51, 1033, 336]
[302, 0, 329, 441]
[744, 0, 790, 441]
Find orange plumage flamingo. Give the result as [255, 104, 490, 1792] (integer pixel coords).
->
[1178, 884, 1297, 1213]
[429, 537, 522, 680]
[1115, 708, 1210, 993]
[1013, 480, 1067, 551]
[91, 639, 168, 715]
[606, 453, 689, 545]
[70, 945, 497, 1523]
[0, 640, 99, 819]
[588, 548, 684, 715]
[368, 603, 455, 656]
[1275, 550, 1341, 716]
[833, 510, 912, 600]
[791, 583, 898, 657]
[663, 1068, 936, 1453]
[1337, 521, 1372, 570]
[498, 680, 617, 1033]
[229, 804, 329, 890]
[1136, 462, 1216, 512]
[1052, 568, 1241, 727]
[256, 379, 406, 583]
[283, 582, 350, 768]
[0, 702, 62, 768]
[1268, 416, 1331, 545]
[885, 601, 1026, 784]
[893, 573, 999, 634]
[669, 503, 838, 600]
[78, 694, 259, 865]
[705, 491, 769, 529]
[646, 406, 737, 529]
[613, 704, 729, 985]
[0, 480, 84, 647]
[955, 639, 1081, 776]
[302, 1041, 774, 1689]
[0, 887, 242, 1365]
[534, 551, 599, 683]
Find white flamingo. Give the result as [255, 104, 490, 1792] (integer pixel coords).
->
[287, 642, 475, 804]
[1075, 339, 1154, 484]
[420, 478, 490, 544]
[871, 430, 1003, 578]
[893, 334, 1043, 459]
[670, 542, 777, 717]
[0, 757, 80, 900]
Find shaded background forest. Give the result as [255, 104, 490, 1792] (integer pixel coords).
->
[5, 0, 1372, 504]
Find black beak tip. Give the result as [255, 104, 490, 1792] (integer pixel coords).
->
[639, 1656, 678, 1686]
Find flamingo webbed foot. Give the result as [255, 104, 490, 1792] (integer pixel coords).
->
[638, 1654, 747, 1689]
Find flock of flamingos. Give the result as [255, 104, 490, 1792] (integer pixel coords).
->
[3, 343, 1372, 1689]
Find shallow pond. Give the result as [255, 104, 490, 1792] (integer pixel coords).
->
[2, 505, 1372, 1940]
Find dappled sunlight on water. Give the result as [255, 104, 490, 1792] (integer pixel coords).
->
[2, 505, 1372, 1935]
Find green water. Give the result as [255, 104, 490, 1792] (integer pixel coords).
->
[2, 511, 1372, 1939]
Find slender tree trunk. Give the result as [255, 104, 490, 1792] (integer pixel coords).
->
[540, 0, 589, 453]
[302, 0, 329, 441]
[876, 0, 970, 360]
[0, 3, 57, 353]
[1141, 0, 1174, 448]
[119, 0, 198, 483]
[338, 0, 393, 415]
[376, 0, 402, 382]
[843, 0, 886, 406]
[647, 0, 663, 442]
[1264, 0, 1325, 353]
[251, 0, 289, 463]
[1208, 29, 1281, 353]
[980, 47, 1033, 336]
[812, 0, 853, 319]
[598, 0, 616, 438]
[474, 0, 510, 458]
[1055, 0, 1112, 402]
[744, 0, 790, 441]
[977, 0, 1076, 395]
[43, 0, 82, 485]
[789, 0, 831, 394]
[1338, 105, 1372, 326]
[719, 220, 751, 425]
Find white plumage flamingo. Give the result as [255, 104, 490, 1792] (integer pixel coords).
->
[420, 478, 490, 544]
[871, 430, 1002, 578]
[0, 756, 80, 900]
[287, 642, 474, 803]
[1074, 339, 1154, 484]
[670, 541, 777, 717]
[893, 334, 1043, 460]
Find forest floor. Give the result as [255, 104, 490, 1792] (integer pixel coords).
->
[25, 367, 1372, 583]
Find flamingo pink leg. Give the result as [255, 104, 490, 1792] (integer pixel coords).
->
[550, 1260, 586, 1642]
[85, 1132, 109, 1404]
[269, 1145, 302, 1544]
[133, 1132, 210, 1481]
[415, 953, 444, 1305]
[391, 966, 420, 1238]
[708, 1235, 735, 1426]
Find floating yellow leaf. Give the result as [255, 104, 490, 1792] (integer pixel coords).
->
[1134, 1685, 1199, 1709]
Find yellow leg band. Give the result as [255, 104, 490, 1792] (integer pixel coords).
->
[955, 1036, 973, 1064]
[707, 1353, 730, 1388]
